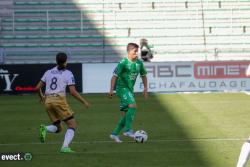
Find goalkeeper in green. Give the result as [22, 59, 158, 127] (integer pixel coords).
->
[109, 43, 148, 143]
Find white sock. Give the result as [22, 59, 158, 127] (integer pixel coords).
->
[62, 128, 75, 148]
[237, 141, 250, 167]
[46, 125, 58, 133]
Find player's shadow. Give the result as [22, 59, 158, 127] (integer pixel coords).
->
[134, 94, 212, 167]
[85, 93, 213, 167]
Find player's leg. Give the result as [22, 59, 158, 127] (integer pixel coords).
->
[112, 106, 127, 135]
[237, 138, 250, 167]
[123, 103, 137, 138]
[110, 111, 126, 143]
[110, 90, 127, 143]
[123, 90, 137, 138]
[52, 97, 76, 153]
[46, 120, 62, 133]
[40, 102, 62, 143]
[39, 124, 47, 143]
[45, 104, 63, 133]
[61, 116, 76, 153]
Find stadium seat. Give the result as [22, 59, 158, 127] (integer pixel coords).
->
[1, 0, 250, 63]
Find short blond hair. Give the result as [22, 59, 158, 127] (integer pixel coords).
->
[127, 43, 139, 52]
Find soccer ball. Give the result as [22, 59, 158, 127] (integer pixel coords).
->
[134, 130, 148, 143]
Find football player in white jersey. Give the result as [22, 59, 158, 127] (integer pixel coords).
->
[35, 52, 90, 153]
[236, 64, 250, 166]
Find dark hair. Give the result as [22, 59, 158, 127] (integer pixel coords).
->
[127, 43, 139, 52]
[56, 52, 67, 70]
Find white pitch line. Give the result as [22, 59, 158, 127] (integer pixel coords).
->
[0, 138, 246, 146]
[35, 150, 170, 155]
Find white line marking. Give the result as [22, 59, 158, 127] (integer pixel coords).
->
[0, 138, 246, 146]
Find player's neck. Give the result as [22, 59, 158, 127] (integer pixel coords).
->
[127, 56, 137, 62]
[57, 66, 66, 71]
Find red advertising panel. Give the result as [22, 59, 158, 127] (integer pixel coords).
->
[194, 61, 250, 79]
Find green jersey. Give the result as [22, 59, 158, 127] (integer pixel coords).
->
[113, 57, 147, 92]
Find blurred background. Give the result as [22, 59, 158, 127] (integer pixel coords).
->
[1, 0, 250, 64]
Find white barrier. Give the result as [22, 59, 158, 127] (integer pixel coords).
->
[82, 61, 250, 93]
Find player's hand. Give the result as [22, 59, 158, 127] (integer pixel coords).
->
[84, 101, 91, 109]
[39, 96, 45, 104]
[109, 90, 114, 99]
[143, 89, 148, 100]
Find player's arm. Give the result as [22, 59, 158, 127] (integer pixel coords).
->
[69, 85, 90, 109]
[246, 64, 250, 77]
[141, 75, 148, 99]
[35, 81, 45, 103]
[109, 75, 118, 98]
[109, 62, 123, 98]
[140, 61, 148, 99]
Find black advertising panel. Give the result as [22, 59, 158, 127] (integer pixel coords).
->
[0, 64, 82, 94]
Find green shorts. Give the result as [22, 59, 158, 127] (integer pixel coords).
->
[116, 87, 136, 111]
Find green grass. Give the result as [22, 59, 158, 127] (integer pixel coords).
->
[0, 93, 249, 167]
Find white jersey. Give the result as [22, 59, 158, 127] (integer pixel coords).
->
[41, 66, 75, 95]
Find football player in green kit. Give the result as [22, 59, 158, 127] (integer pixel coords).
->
[109, 43, 148, 143]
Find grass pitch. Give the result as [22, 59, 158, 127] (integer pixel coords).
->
[0, 93, 249, 167]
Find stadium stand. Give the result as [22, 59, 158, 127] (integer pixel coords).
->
[0, 0, 250, 63]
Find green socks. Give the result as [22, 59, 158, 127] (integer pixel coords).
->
[112, 116, 126, 135]
[112, 107, 137, 135]
[124, 107, 136, 132]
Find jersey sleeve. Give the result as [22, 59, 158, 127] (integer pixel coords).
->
[140, 62, 147, 76]
[67, 72, 76, 86]
[113, 61, 124, 77]
[41, 71, 47, 83]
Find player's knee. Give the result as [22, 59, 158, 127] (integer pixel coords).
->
[64, 116, 77, 129]
[55, 126, 62, 133]
[68, 121, 77, 129]
[128, 104, 137, 108]
[53, 120, 62, 133]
